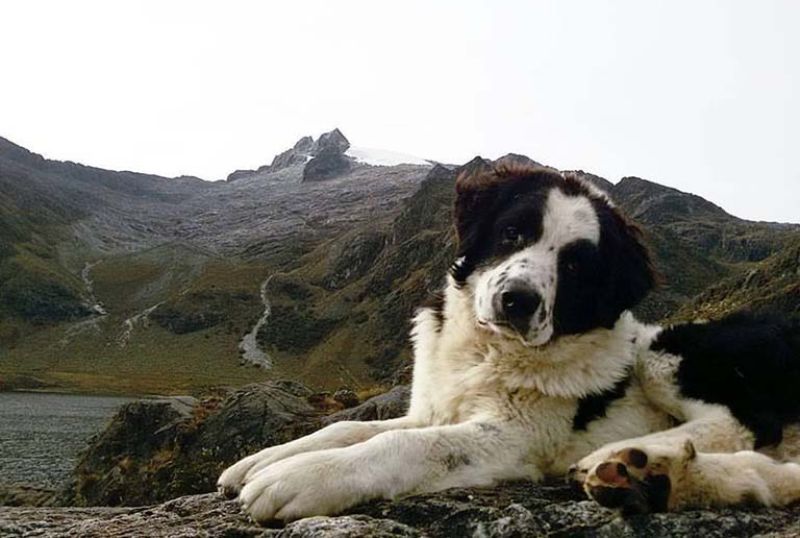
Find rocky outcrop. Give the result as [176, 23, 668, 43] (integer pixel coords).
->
[225, 169, 255, 182]
[62, 382, 409, 507]
[494, 152, 543, 170]
[226, 129, 354, 183]
[302, 145, 352, 182]
[7, 481, 800, 537]
[312, 128, 350, 154]
[15, 380, 800, 536]
[302, 129, 353, 182]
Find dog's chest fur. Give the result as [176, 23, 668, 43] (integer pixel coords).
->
[408, 285, 674, 474]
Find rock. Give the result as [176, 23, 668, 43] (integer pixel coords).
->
[323, 386, 410, 424]
[312, 128, 350, 154]
[61, 381, 407, 507]
[293, 136, 314, 153]
[226, 169, 255, 182]
[332, 388, 359, 409]
[493, 152, 543, 169]
[269, 147, 310, 172]
[300, 129, 353, 182]
[302, 146, 352, 182]
[7, 483, 800, 537]
[280, 515, 418, 537]
[17, 381, 800, 536]
[62, 383, 319, 507]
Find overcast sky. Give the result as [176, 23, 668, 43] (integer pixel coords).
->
[2, 1, 798, 222]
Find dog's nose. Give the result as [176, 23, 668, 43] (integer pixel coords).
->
[499, 285, 542, 335]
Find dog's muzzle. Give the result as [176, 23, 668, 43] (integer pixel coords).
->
[494, 281, 542, 336]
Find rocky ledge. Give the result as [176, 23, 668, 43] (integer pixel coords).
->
[4, 482, 800, 537]
[7, 381, 800, 536]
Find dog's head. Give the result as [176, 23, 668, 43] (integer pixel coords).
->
[452, 164, 656, 346]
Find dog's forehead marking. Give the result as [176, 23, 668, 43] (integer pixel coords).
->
[538, 188, 600, 249]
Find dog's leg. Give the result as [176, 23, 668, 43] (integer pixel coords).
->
[572, 403, 754, 482]
[238, 420, 534, 523]
[218, 417, 418, 497]
[582, 439, 800, 512]
[571, 403, 763, 512]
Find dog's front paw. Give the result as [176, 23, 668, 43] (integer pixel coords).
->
[218, 455, 255, 498]
[239, 450, 364, 524]
[582, 440, 696, 514]
[217, 445, 286, 499]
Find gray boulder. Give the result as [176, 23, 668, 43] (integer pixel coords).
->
[312, 128, 350, 154]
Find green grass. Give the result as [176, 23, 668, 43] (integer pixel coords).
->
[0, 314, 271, 396]
[0, 248, 276, 396]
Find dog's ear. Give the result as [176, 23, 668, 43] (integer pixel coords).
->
[597, 206, 659, 325]
[451, 161, 499, 284]
[452, 179, 493, 284]
[453, 159, 496, 245]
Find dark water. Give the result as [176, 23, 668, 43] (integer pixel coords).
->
[0, 392, 131, 489]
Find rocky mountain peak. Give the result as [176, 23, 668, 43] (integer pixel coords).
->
[301, 129, 352, 182]
[454, 156, 492, 184]
[226, 128, 353, 182]
[614, 175, 732, 223]
[312, 128, 350, 154]
[293, 136, 314, 152]
[494, 153, 542, 169]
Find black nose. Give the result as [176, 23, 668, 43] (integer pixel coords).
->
[499, 286, 542, 335]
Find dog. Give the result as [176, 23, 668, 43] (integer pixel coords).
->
[218, 163, 800, 522]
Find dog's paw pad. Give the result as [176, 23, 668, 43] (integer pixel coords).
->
[582, 445, 685, 514]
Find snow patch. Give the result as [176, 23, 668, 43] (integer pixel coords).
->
[345, 146, 432, 167]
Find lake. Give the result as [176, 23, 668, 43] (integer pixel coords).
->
[0, 392, 132, 489]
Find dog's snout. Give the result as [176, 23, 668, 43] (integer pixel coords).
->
[498, 285, 542, 335]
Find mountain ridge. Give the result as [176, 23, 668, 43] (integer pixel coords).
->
[0, 130, 797, 394]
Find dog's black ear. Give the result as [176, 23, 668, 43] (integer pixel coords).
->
[452, 184, 492, 284]
[597, 206, 659, 325]
[453, 158, 494, 242]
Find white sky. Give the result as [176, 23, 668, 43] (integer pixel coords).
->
[2, 1, 798, 222]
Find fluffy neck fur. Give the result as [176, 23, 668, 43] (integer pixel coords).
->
[440, 280, 650, 399]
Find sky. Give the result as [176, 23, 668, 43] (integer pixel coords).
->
[2, 1, 798, 222]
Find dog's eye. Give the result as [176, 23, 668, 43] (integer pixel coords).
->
[565, 261, 579, 273]
[501, 226, 524, 246]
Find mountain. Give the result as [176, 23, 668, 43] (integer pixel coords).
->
[0, 130, 432, 394]
[0, 131, 797, 394]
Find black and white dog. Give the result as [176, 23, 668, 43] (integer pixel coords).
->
[219, 164, 800, 522]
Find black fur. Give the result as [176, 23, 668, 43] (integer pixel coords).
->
[653, 312, 800, 448]
[637, 474, 672, 513]
[553, 199, 656, 335]
[573, 369, 632, 430]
